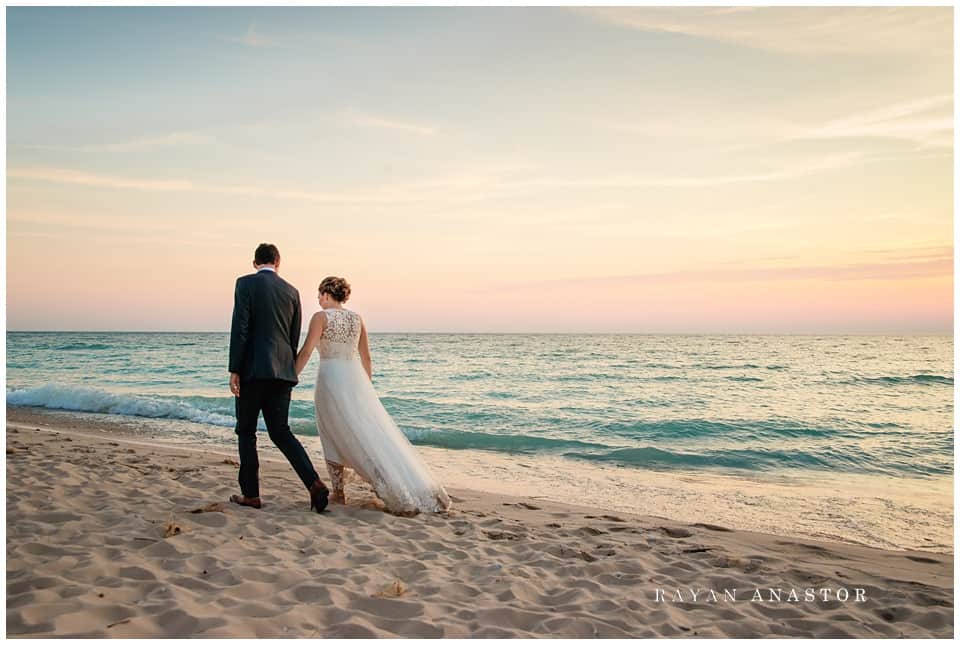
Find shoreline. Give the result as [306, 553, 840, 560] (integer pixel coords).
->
[6, 409, 954, 637]
[6, 406, 953, 555]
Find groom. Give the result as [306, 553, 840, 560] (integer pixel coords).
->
[228, 243, 329, 513]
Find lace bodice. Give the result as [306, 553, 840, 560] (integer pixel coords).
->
[316, 308, 361, 360]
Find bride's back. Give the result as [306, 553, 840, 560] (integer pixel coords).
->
[316, 308, 361, 359]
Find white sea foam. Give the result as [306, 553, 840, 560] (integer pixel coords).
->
[6, 384, 238, 428]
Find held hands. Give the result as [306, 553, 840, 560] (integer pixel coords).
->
[229, 372, 241, 397]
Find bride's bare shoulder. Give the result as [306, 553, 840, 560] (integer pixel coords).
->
[354, 311, 368, 332]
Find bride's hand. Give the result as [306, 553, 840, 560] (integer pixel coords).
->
[295, 313, 327, 374]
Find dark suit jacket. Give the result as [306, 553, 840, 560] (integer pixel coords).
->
[229, 269, 302, 384]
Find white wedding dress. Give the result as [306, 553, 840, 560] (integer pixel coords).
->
[312, 308, 451, 514]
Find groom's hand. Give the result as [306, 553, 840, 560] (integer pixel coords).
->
[229, 373, 241, 397]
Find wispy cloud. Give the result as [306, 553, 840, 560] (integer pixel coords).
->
[222, 22, 273, 48]
[491, 151, 874, 190]
[483, 254, 954, 293]
[6, 149, 920, 206]
[11, 131, 214, 153]
[860, 245, 954, 261]
[216, 23, 358, 52]
[612, 95, 954, 156]
[593, 114, 798, 142]
[791, 94, 953, 148]
[344, 111, 439, 136]
[708, 7, 758, 16]
[573, 7, 952, 56]
[8, 167, 193, 192]
[593, 92, 953, 151]
[7, 165, 464, 203]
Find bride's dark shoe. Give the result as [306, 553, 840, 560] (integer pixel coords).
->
[230, 494, 262, 509]
[309, 479, 329, 513]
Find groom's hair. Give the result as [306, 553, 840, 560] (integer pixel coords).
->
[254, 243, 280, 265]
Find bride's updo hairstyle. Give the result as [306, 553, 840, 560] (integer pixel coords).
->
[319, 276, 351, 303]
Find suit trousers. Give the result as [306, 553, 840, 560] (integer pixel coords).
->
[234, 379, 319, 498]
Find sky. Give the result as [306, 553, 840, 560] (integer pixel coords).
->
[5, 6, 954, 333]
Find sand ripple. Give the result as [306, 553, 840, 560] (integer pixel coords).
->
[5, 415, 954, 638]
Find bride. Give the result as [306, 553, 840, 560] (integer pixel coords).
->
[294, 276, 451, 515]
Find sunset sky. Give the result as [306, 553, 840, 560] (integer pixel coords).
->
[6, 6, 954, 333]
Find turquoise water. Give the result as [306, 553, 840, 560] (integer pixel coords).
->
[6, 333, 954, 479]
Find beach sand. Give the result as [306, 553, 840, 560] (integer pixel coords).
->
[6, 408, 954, 637]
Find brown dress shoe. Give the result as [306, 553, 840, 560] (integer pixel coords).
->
[309, 480, 329, 513]
[230, 494, 262, 509]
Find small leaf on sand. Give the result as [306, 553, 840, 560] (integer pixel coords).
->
[715, 555, 746, 568]
[223, 458, 239, 467]
[504, 502, 541, 510]
[190, 502, 225, 514]
[163, 522, 183, 538]
[373, 580, 407, 598]
[579, 526, 605, 536]
[660, 526, 693, 538]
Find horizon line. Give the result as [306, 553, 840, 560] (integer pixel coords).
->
[5, 329, 954, 337]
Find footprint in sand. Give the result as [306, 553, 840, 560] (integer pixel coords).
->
[483, 530, 522, 541]
[118, 566, 157, 581]
[546, 544, 599, 562]
[905, 555, 940, 564]
[659, 526, 693, 538]
[877, 606, 914, 623]
[578, 526, 606, 536]
[600, 515, 625, 522]
[594, 546, 617, 557]
[913, 591, 953, 608]
[691, 522, 732, 532]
